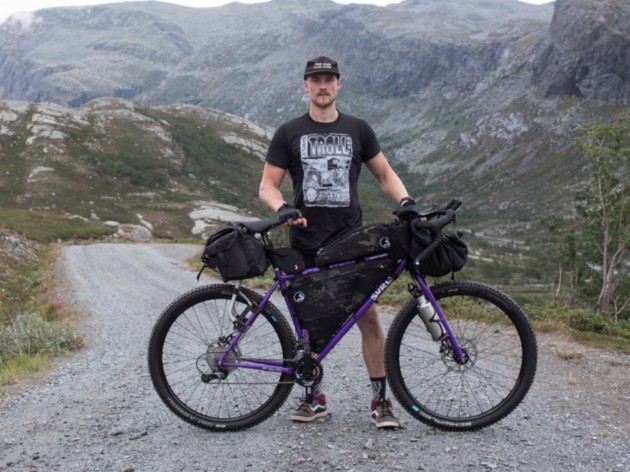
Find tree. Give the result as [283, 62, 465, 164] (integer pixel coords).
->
[574, 116, 630, 321]
[540, 215, 581, 304]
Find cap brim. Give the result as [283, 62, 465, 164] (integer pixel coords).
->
[304, 71, 340, 78]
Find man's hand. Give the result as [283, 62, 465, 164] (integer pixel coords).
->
[277, 204, 308, 227]
[393, 197, 424, 220]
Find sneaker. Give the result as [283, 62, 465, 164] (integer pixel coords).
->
[290, 393, 328, 422]
[371, 399, 401, 429]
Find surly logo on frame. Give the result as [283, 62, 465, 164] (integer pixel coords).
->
[370, 276, 394, 301]
[300, 133, 353, 208]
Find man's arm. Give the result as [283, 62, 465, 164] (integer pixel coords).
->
[259, 162, 288, 212]
[259, 162, 308, 227]
[365, 152, 412, 205]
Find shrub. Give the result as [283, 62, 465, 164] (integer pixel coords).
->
[525, 300, 630, 341]
[0, 313, 81, 366]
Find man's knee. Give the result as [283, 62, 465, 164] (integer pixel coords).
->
[357, 306, 382, 333]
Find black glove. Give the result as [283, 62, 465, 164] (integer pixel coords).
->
[400, 196, 416, 207]
[393, 197, 421, 220]
[277, 203, 302, 223]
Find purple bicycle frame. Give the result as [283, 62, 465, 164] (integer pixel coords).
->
[215, 255, 465, 373]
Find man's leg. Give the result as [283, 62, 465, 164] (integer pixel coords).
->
[356, 305, 386, 377]
[357, 305, 401, 429]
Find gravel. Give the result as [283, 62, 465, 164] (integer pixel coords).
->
[1, 243, 629, 472]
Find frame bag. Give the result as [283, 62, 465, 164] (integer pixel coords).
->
[287, 258, 397, 351]
[201, 224, 268, 282]
[315, 222, 410, 266]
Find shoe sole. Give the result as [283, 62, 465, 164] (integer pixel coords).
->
[372, 418, 401, 429]
[290, 411, 328, 422]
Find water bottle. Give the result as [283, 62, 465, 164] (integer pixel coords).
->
[417, 295, 447, 341]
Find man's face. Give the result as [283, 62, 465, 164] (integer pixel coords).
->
[304, 73, 341, 110]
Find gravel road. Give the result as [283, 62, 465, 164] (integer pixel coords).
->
[1, 243, 629, 472]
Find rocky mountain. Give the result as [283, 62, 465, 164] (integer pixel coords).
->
[0, 99, 272, 239]
[0, 0, 628, 251]
[0, 0, 556, 123]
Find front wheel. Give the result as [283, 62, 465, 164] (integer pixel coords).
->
[148, 284, 296, 431]
[385, 280, 537, 431]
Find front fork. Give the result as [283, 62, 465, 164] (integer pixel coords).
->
[411, 277, 467, 364]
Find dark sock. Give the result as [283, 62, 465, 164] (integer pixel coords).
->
[370, 377, 387, 401]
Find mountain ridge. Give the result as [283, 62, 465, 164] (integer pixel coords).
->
[0, 0, 556, 120]
[0, 0, 628, 259]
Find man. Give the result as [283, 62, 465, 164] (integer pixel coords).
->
[259, 56, 414, 429]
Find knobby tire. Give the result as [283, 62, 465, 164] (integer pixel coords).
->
[148, 284, 296, 432]
[385, 280, 537, 431]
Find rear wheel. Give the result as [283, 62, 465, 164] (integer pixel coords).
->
[386, 280, 537, 431]
[148, 284, 296, 431]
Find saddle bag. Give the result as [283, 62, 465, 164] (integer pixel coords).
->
[201, 224, 268, 282]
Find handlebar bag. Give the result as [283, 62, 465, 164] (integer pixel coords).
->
[201, 224, 269, 282]
[315, 222, 411, 266]
[286, 257, 397, 352]
[412, 229, 468, 277]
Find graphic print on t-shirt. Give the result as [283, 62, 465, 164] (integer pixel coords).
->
[300, 133, 352, 207]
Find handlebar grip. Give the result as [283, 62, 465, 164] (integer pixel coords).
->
[414, 208, 455, 231]
[446, 199, 461, 211]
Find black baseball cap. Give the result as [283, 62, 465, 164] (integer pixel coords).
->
[304, 56, 340, 79]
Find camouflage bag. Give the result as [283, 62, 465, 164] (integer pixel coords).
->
[286, 257, 397, 351]
[315, 222, 411, 266]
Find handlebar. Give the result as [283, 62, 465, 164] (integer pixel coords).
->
[243, 199, 461, 236]
[240, 199, 461, 271]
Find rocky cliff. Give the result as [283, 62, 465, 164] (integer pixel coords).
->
[533, 0, 630, 102]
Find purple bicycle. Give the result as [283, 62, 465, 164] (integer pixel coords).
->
[148, 200, 537, 432]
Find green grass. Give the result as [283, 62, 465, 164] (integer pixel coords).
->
[0, 313, 80, 366]
[0, 208, 116, 243]
[0, 263, 82, 393]
[0, 209, 101, 391]
[0, 353, 53, 391]
[526, 300, 630, 353]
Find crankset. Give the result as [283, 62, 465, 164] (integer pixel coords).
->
[294, 353, 324, 388]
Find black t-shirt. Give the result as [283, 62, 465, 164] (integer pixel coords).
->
[265, 112, 381, 255]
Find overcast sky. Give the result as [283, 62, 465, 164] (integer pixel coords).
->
[0, 0, 554, 24]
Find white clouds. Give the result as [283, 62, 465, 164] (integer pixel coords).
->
[3, 11, 42, 29]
